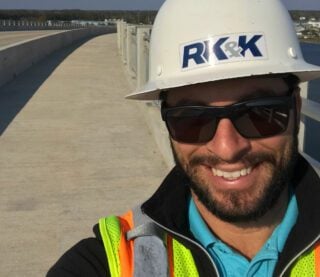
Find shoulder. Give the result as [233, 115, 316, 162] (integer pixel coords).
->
[47, 224, 110, 277]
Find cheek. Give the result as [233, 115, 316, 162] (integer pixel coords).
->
[254, 135, 291, 161]
[172, 140, 200, 164]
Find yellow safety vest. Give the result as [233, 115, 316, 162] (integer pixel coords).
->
[99, 210, 320, 277]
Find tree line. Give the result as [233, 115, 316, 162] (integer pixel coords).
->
[0, 9, 319, 25]
[290, 10, 320, 21]
[0, 10, 158, 24]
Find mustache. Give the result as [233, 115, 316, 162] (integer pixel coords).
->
[189, 152, 277, 168]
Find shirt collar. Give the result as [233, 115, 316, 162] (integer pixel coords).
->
[188, 191, 298, 253]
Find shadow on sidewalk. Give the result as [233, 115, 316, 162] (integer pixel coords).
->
[0, 37, 93, 136]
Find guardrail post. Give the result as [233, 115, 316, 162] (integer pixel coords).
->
[117, 20, 122, 51]
[126, 25, 137, 79]
[136, 26, 151, 89]
[121, 22, 128, 64]
[299, 82, 308, 153]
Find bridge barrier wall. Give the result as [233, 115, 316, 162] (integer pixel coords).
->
[0, 20, 83, 31]
[116, 21, 174, 168]
[117, 20, 320, 174]
[0, 26, 116, 88]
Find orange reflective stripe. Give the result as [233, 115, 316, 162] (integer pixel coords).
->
[118, 211, 134, 277]
[315, 242, 320, 277]
[167, 235, 174, 277]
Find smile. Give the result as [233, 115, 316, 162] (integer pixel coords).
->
[212, 167, 253, 180]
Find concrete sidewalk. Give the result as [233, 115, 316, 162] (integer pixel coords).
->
[0, 34, 167, 276]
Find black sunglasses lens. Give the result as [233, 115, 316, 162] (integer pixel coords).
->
[163, 96, 292, 143]
[166, 113, 217, 143]
[234, 106, 290, 138]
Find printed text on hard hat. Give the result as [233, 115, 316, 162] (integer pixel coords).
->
[181, 33, 268, 70]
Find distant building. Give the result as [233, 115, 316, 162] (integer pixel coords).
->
[71, 20, 108, 27]
[294, 22, 305, 30]
[307, 20, 320, 29]
[295, 24, 306, 38]
[293, 17, 320, 40]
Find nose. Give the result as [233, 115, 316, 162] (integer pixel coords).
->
[206, 118, 251, 162]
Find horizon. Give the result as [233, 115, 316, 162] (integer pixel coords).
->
[0, 0, 319, 11]
[0, 8, 319, 12]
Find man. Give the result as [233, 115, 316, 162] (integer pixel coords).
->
[48, 0, 320, 276]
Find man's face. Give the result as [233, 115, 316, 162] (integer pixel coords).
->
[166, 77, 300, 223]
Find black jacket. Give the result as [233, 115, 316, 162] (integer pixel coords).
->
[47, 155, 320, 276]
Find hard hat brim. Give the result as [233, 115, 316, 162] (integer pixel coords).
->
[126, 61, 320, 100]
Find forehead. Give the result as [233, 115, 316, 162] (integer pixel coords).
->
[166, 77, 288, 105]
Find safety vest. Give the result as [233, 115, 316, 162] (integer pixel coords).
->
[99, 208, 320, 277]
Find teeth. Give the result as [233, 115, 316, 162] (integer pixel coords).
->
[240, 168, 247, 176]
[212, 167, 252, 180]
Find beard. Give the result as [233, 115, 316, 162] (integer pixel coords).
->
[172, 135, 299, 223]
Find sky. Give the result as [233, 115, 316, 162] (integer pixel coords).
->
[0, 0, 319, 11]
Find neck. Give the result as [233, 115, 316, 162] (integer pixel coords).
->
[192, 188, 289, 260]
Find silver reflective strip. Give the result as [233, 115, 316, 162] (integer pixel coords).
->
[133, 236, 169, 277]
[130, 206, 169, 277]
[126, 222, 164, 240]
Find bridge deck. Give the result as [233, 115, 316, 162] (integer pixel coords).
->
[0, 30, 64, 48]
[0, 33, 167, 276]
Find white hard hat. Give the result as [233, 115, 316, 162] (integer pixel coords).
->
[126, 0, 320, 100]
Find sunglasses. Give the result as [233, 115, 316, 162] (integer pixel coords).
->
[161, 93, 295, 143]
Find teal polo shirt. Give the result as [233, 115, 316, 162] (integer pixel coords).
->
[188, 192, 298, 277]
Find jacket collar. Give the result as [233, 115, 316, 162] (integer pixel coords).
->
[141, 165, 193, 238]
[142, 154, 320, 272]
[274, 155, 320, 275]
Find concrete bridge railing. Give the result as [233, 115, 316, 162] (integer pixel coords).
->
[0, 20, 84, 31]
[117, 21, 151, 90]
[0, 26, 116, 89]
[299, 84, 320, 174]
[117, 20, 320, 175]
